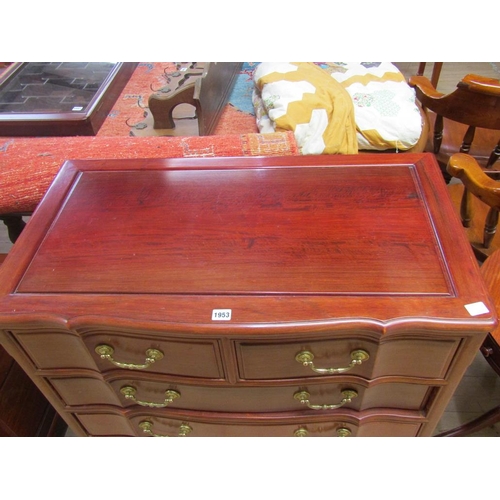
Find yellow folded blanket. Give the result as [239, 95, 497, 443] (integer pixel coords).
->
[253, 62, 358, 155]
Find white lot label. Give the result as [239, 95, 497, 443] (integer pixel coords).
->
[464, 302, 490, 316]
[212, 309, 232, 321]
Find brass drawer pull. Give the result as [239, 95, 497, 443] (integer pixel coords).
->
[294, 427, 309, 437]
[120, 386, 180, 408]
[139, 420, 192, 437]
[293, 426, 352, 437]
[294, 389, 358, 410]
[295, 349, 369, 374]
[95, 344, 164, 370]
[337, 427, 351, 437]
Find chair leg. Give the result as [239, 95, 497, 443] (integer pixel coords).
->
[435, 405, 500, 437]
[484, 207, 500, 248]
[486, 140, 500, 169]
[0, 215, 26, 243]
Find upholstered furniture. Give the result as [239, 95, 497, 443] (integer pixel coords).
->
[253, 62, 428, 155]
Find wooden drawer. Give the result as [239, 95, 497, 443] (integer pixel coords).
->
[236, 338, 460, 380]
[14, 329, 224, 379]
[84, 333, 224, 379]
[130, 417, 359, 437]
[129, 416, 424, 437]
[49, 377, 122, 407]
[15, 330, 97, 371]
[106, 378, 432, 413]
[72, 411, 425, 437]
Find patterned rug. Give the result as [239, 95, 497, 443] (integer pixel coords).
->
[0, 131, 298, 214]
[92, 62, 260, 137]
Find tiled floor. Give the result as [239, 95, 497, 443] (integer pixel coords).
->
[2, 62, 500, 437]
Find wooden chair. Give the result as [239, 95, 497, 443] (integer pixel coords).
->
[436, 153, 500, 436]
[416, 62, 443, 88]
[409, 72, 500, 177]
[446, 153, 500, 261]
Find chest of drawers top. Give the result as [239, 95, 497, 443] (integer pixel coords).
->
[0, 153, 495, 336]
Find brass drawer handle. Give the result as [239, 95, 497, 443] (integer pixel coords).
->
[139, 420, 192, 437]
[293, 426, 352, 437]
[337, 427, 352, 437]
[120, 385, 180, 408]
[295, 349, 369, 374]
[95, 344, 164, 370]
[294, 427, 309, 437]
[294, 389, 358, 410]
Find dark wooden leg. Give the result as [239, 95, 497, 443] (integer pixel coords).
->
[484, 207, 500, 248]
[486, 140, 500, 169]
[460, 188, 472, 228]
[0, 215, 26, 243]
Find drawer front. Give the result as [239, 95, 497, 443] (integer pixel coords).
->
[236, 338, 460, 380]
[130, 417, 359, 438]
[108, 378, 431, 413]
[15, 331, 97, 371]
[49, 377, 122, 407]
[83, 333, 224, 379]
[72, 412, 423, 437]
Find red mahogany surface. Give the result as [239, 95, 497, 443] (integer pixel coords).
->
[0, 153, 495, 334]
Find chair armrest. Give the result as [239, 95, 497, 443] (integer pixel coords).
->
[408, 75, 444, 99]
[447, 153, 500, 209]
[459, 74, 500, 96]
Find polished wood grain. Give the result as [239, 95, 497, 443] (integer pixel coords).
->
[0, 154, 495, 437]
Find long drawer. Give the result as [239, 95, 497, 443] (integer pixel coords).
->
[70, 410, 426, 437]
[48, 375, 435, 413]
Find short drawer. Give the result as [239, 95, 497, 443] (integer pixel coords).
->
[14, 329, 225, 380]
[108, 378, 432, 413]
[49, 376, 122, 407]
[236, 337, 460, 380]
[83, 333, 225, 379]
[14, 330, 97, 371]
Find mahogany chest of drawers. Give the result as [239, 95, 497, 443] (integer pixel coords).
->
[0, 153, 496, 437]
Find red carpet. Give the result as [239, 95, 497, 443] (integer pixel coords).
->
[0, 132, 298, 214]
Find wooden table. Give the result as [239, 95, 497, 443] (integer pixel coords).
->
[0, 153, 496, 436]
[0, 62, 137, 136]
